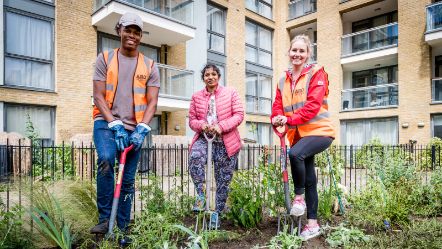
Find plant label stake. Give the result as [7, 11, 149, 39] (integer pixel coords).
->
[195, 132, 219, 232]
[273, 125, 301, 236]
[106, 145, 134, 238]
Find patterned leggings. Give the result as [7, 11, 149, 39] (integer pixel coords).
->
[189, 136, 238, 213]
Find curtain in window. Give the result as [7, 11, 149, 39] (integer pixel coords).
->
[259, 123, 271, 145]
[6, 12, 52, 60]
[5, 12, 53, 89]
[208, 5, 225, 34]
[5, 105, 53, 140]
[259, 76, 272, 114]
[342, 118, 398, 145]
[371, 119, 397, 144]
[246, 73, 257, 113]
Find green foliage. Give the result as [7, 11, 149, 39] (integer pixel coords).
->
[0, 200, 33, 249]
[259, 160, 285, 217]
[315, 146, 345, 183]
[324, 223, 369, 248]
[173, 224, 209, 249]
[267, 225, 302, 249]
[420, 137, 442, 170]
[227, 169, 263, 228]
[317, 187, 334, 221]
[365, 218, 442, 249]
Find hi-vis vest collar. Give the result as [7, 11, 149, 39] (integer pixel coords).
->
[92, 48, 153, 123]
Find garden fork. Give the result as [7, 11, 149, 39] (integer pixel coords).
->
[273, 125, 301, 236]
[194, 132, 218, 232]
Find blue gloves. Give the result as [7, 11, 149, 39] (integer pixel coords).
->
[130, 123, 151, 151]
[108, 120, 129, 151]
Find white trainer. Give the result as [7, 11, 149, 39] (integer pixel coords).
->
[290, 198, 306, 216]
[300, 224, 321, 240]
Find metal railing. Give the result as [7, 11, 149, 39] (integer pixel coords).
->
[288, 0, 317, 20]
[341, 83, 398, 110]
[432, 78, 442, 102]
[342, 22, 398, 56]
[94, 0, 194, 26]
[427, 1, 442, 32]
[157, 63, 194, 100]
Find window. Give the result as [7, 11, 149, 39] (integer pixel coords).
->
[433, 114, 442, 138]
[352, 65, 398, 88]
[246, 72, 272, 114]
[4, 104, 55, 145]
[97, 33, 159, 62]
[245, 21, 272, 68]
[341, 117, 398, 145]
[207, 4, 225, 54]
[246, 122, 272, 145]
[246, 0, 272, 19]
[4, 10, 54, 90]
[352, 11, 398, 32]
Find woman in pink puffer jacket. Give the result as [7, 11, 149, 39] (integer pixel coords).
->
[188, 63, 244, 228]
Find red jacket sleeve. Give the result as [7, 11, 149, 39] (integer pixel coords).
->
[286, 68, 328, 126]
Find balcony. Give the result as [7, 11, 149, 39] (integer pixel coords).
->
[341, 83, 398, 111]
[157, 64, 194, 111]
[426, 2, 442, 46]
[92, 0, 195, 46]
[288, 0, 316, 20]
[432, 78, 442, 103]
[342, 23, 398, 57]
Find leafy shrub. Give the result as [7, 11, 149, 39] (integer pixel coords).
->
[0, 202, 33, 249]
[419, 137, 442, 170]
[227, 169, 263, 228]
[324, 223, 369, 248]
[266, 225, 302, 249]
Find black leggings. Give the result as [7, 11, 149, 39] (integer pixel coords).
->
[288, 136, 333, 219]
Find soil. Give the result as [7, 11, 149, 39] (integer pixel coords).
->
[183, 215, 329, 249]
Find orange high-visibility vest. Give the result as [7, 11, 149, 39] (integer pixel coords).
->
[279, 64, 335, 146]
[92, 48, 153, 123]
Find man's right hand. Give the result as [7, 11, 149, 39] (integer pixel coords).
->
[272, 115, 287, 127]
[108, 120, 129, 151]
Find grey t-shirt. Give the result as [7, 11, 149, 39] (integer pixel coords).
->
[93, 51, 160, 130]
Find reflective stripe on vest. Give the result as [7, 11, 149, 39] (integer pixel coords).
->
[92, 48, 153, 123]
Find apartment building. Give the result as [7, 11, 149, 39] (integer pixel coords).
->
[1, 0, 441, 146]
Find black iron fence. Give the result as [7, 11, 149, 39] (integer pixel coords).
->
[0, 141, 441, 213]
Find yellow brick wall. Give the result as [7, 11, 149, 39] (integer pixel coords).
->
[56, 0, 96, 142]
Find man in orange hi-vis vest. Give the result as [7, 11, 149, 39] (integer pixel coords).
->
[90, 12, 160, 243]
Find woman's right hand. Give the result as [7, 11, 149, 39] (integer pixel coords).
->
[272, 115, 287, 127]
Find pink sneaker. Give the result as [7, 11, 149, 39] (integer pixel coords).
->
[300, 224, 321, 240]
[290, 197, 306, 216]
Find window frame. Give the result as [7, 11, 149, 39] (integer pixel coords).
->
[207, 3, 226, 55]
[245, 20, 273, 69]
[246, 0, 273, 19]
[245, 71, 272, 115]
[3, 103, 56, 145]
[4, 7, 55, 91]
[97, 32, 160, 62]
[246, 121, 273, 145]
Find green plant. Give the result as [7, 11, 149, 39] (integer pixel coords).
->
[0, 202, 33, 249]
[259, 160, 285, 217]
[173, 224, 209, 249]
[324, 223, 369, 248]
[317, 187, 334, 220]
[227, 169, 263, 228]
[420, 137, 442, 170]
[267, 225, 302, 249]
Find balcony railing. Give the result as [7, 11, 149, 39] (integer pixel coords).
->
[341, 83, 398, 110]
[158, 64, 193, 100]
[288, 0, 316, 20]
[342, 22, 398, 56]
[432, 78, 442, 102]
[94, 0, 194, 25]
[427, 1, 442, 32]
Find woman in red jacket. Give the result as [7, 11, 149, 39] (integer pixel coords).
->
[271, 35, 335, 240]
[188, 63, 244, 229]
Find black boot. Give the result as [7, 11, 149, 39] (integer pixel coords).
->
[90, 219, 109, 234]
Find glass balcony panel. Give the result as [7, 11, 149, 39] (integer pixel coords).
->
[158, 64, 193, 99]
[288, 0, 316, 20]
[94, 0, 194, 25]
[432, 78, 442, 102]
[341, 83, 398, 110]
[342, 23, 398, 56]
[427, 2, 442, 32]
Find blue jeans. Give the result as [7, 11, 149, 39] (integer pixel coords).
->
[93, 120, 141, 231]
